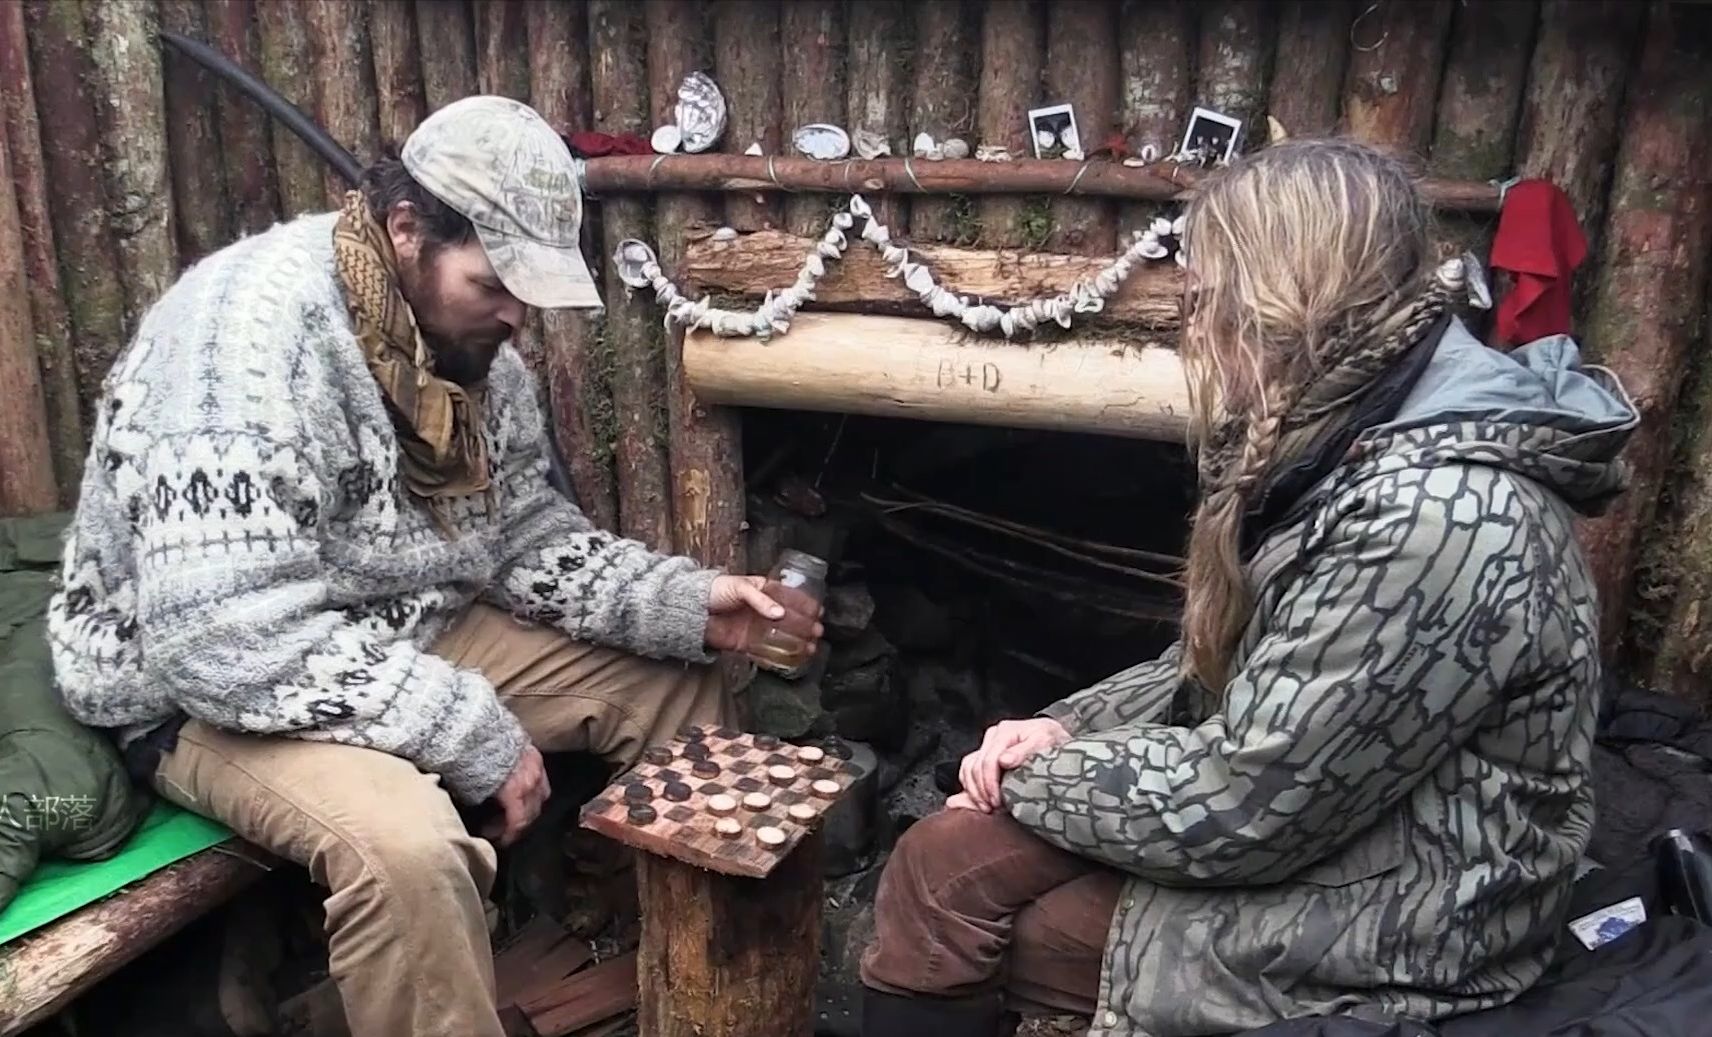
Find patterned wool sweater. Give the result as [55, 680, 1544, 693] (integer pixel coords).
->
[47, 213, 720, 803]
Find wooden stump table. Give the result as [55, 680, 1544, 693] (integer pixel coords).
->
[578, 726, 861, 1037]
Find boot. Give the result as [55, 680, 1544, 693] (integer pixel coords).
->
[861, 986, 1006, 1037]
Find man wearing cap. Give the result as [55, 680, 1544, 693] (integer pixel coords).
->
[47, 96, 819, 1036]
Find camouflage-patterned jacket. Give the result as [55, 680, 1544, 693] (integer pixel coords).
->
[1004, 320, 1639, 1036]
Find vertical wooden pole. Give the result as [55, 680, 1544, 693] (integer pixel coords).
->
[159, 0, 233, 266]
[305, 0, 382, 206]
[0, 118, 60, 515]
[650, 0, 745, 570]
[974, 0, 1042, 247]
[1514, 0, 1645, 273]
[255, 0, 325, 218]
[417, 0, 479, 113]
[779, 0, 846, 237]
[1575, 2, 1712, 661]
[372, 0, 429, 154]
[476, 0, 545, 383]
[476, 1, 533, 101]
[590, 0, 673, 550]
[1118, 0, 1193, 240]
[636, 833, 824, 1037]
[1428, 0, 1537, 304]
[1267, 0, 1353, 138]
[205, 0, 281, 236]
[909, 0, 979, 243]
[715, 0, 783, 232]
[1195, 0, 1275, 150]
[846, 0, 910, 231]
[1341, 0, 1452, 153]
[528, 0, 619, 532]
[20, 0, 125, 430]
[0, 1, 85, 505]
[1045, 0, 1119, 255]
[85, 0, 179, 333]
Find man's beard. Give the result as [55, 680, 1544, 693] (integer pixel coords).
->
[423, 327, 505, 386]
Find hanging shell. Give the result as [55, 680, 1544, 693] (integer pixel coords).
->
[613, 239, 659, 289]
[675, 71, 727, 153]
[792, 123, 851, 161]
[852, 129, 891, 160]
[650, 125, 682, 154]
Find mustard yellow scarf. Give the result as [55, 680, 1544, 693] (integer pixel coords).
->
[333, 191, 489, 533]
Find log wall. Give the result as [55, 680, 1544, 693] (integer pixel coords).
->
[4, 1, 1711, 700]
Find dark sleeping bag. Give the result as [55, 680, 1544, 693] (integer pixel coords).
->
[0, 512, 148, 910]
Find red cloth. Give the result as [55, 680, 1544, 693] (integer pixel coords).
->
[563, 131, 653, 157]
[1490, 179, 1587, 346]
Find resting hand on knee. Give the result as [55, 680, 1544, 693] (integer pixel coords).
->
[957, 718, 1071, 813]
[486, 744, 550, 846]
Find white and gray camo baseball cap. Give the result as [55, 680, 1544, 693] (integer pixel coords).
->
[401, 95, 603, 309]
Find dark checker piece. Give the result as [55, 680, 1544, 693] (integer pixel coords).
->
[642, 746, 673, 766]
[663, 781, 693, 803]
[821, 737, 853, 760]
[713, 726, 740, 738]
[623, 782, 652, 804]
[754, 734, 781, 750]
[682, 742, 712, 762]
[627, 803, 657, 825]
[692, 759, 721, 779]
[678, 725, 706, 741]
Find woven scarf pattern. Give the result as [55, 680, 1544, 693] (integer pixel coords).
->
[332, 190, 490, 533]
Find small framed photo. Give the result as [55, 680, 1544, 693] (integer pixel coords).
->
[1028, 103, 1080, 159]
[1179, 107, 1243, 166]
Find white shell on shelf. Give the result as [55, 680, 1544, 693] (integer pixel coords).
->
[675, 70, 727, 153]
[975, 144, 1012, 163]
[941, 137, 970, 160]
[612, 239, 658, 289]
[1151, 217, 1173, 237]
[852, 129, 891, 159]
[744, 141, 764, 156]
[792, 123, 851, 160]
[650, 124, 682, 154]
[1062, 146, 1085, 161]
[711, 226, 738, 242]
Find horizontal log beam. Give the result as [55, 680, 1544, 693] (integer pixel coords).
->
[0, 845, 270, 1035]
[682, 313, 1188, 441]
[581, 155, 1502, 213]
[683, 229, 1182, 327]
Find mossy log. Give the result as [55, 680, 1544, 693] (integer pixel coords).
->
[205, 0, 280, 235]
[303, 0, 381, 206]
[908, 0, 979, 243]
[416, 0, 479, 113]
[1118, 0, 1193, 240]
[255, 0, 325, 217]
[974, 0, 1043, 248]
[371, 0, 428, 154]
[159, 0, 232, 266]
[476, 0, 531, 102]
[1195, 1, 1275, 149]
[527, 0, 618, 532]
[1341, 0, 1453, 153]
[1267, 1, 1353, 139]
[779, 0, 845, 238]
[0, 0, 84, 503]
[845, 0, 910, 231]
[590, 0, 673, 550]
[0, 107, 59, 514]
[648, 0, 744, 570]
[1575, 2, 1712, 659]
[714, 0, 783, 233]
[1044, 0, 1119, 255]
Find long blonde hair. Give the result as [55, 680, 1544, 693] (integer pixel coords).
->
[1177, 139, 1444, 691]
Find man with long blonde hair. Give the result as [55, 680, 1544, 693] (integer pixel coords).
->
[858, 139, 1639, 1036]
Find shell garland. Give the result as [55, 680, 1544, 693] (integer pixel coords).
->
[612, 194, 1187, 342]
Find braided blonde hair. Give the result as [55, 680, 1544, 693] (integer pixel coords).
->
[1177, 139, 1440, 692]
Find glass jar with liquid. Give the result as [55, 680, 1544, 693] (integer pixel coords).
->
[743, 549, 827, 678]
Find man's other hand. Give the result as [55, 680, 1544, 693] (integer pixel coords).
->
[957, 717, 1072, 813]
[486, 744, 550, 847]
[703, 574, 824, 654]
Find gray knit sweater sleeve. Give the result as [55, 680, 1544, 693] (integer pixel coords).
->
[60, 426, 529, 804]
[482, 362, 720, 663]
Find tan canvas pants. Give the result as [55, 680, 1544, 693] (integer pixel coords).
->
[151, 603, 731, 1037]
